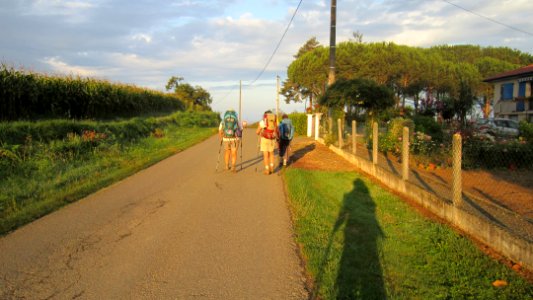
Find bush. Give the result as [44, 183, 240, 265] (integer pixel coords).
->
[0, 111, 220, 145]
[519, 121, 533, 143]
[379, 118, 414, 155]
[288, 112, 308, 136]
[463, 137, 533, 169]
[412, 115, 444, 142]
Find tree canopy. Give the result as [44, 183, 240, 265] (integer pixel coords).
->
[283, 40, 533, 120]
[320, 78, 395, 117]
[166, 76, 212, 110]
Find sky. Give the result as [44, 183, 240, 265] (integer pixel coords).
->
[1, 0, 532, 122]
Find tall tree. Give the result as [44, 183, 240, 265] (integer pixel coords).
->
[165, 76, 184, 92]
[166, 76, 212, 110]
[320, 78, 394, 119]
[294, 37, 320, 58]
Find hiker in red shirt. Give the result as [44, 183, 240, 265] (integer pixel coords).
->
[256, 110, 278, 175]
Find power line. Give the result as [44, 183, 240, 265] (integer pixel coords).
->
[213, 0, 303, 109]
[441, 0, 533, 37]
[248, 0, 303, 86]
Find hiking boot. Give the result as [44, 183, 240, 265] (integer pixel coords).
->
[231, 165, 237, 173]
[263, 169, 270, 175]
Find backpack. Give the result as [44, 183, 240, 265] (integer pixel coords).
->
[223, 110, 240, 138]
[279, 119, 294, 141]
[261, 112, 277, 139]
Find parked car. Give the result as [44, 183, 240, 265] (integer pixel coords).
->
[474, 118, 519, 137]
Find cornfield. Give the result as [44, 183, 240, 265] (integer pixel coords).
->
[0, 64, 185, 121]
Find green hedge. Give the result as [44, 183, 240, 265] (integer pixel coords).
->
[0, 111, 220, 145]
[463, 138, 533, 169]
[288, 112, 308, 136]
[0, 65, 185, 121]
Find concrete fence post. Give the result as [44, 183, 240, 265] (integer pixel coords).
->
[314, 113, 322, 140]
[352, 120, 356, 155]
[452, 133, 463, 206]
[402, 126, 409, 181]
[306, 114, 313, 137]
[373, 122, 378, 165]
[328, 117, 333, 134]
[337, 118, 343, 149]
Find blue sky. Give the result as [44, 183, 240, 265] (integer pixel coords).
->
[1, 0, 532, 121]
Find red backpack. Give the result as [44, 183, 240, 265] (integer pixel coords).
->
[261, 112, 278, 139]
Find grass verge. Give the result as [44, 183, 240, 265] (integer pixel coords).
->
[284, 168, 533, 299]
[0, 126, 216, 235]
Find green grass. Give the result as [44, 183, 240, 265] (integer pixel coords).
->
[284, 169, 533, 299]
[0, 126, 216, 235]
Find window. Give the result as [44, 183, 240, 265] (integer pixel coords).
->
[518, 82, 526, 97]
[501, 83, 514, 100]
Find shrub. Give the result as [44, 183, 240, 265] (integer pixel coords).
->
[288, 112, 308, 136]
[412, 115, 444, 142]
[519, 121, 533, 143]
[0, 111, 220, 145]
[463, 137, 533, 169]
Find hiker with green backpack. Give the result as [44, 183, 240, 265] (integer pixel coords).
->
[219, 109, 242, 173]
[256, 110, 279, 175]
[278, 113, 294, 167]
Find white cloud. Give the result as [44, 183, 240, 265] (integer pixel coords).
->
[131, 33, 153, 44]
[42, 56, 101, 77]
[25, 0, 96, 20]
[2, 0, 532, 120]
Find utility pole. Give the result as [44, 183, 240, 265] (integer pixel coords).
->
[239, 80, 242, 120]
[276, 75, 280, 118]
[328, 0, 337, 86]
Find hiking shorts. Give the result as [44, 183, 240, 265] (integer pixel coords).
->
[260, 137, 276, 152]
[223, 138, 239, 151]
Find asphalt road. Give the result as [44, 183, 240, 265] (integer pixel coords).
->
[0, 128, 308, 299]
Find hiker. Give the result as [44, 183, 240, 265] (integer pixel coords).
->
[256, 110, 278, 175]
[219, 109, 241, 173]
[278, 113, 294, 167]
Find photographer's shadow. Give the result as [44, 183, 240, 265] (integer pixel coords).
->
[314, 178, 386, 299]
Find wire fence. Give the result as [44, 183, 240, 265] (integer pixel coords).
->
[314, 115, 533, 242]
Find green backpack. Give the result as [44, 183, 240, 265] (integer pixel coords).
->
[223, 110, 240, 138]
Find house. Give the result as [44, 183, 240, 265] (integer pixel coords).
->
[484, 64, 533, 122]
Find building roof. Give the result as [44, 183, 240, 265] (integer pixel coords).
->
[484, 64, 533, 82]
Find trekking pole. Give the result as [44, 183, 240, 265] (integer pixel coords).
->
[240, 132, 243, 171]
[215, 139, 223, 172]
[254, 135, 261, 173]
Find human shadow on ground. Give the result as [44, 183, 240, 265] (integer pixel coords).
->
[312, 179, 386, 299]
[239, 156, 264, 171]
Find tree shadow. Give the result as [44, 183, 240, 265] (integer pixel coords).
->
[313, 179, 386, 299]
[289, 143, 316, 164]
